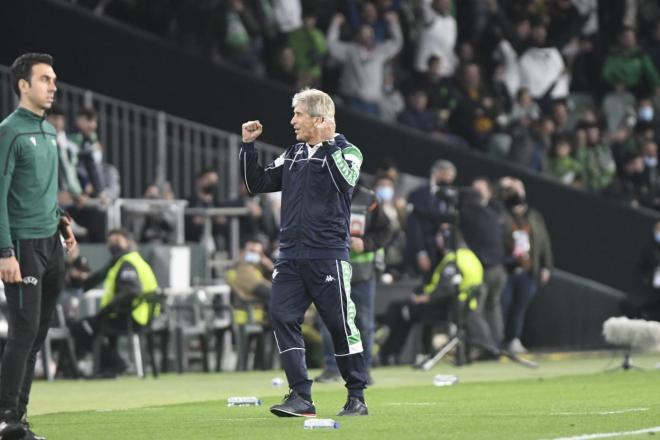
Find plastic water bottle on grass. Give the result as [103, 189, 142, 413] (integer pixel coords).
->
[433, 374, 459, 387]
[227, 397, 262, 407]
[304, 419, 340, 430]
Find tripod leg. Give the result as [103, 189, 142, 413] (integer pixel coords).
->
[421, 337, 460, 371]
[499, 349, 538, 369]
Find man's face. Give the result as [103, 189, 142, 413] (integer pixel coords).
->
[357, 25, 375, 48]
[532, 25, 547, 45]
[291, 103, 319, 143]
[107, 234, 129, 252]
[621, 29, 636, 49]
[625, 157, 644, 174]
[410, 92, 428, 111]
[586, 126, 600, 144]
[428, 59, 442, 79]
[643, 142, 658, 158]
[279, 48, 295, 71]
[22, 63, 57, 111]
[432, 0, 450, 14]
[362, 2, 378, 24]
[472, 180, 491, 203]
[463, 65, 480, 89]
[434, 168, 456, 185]
[76, 116, 98, 137]
[245, 241, 263, 256]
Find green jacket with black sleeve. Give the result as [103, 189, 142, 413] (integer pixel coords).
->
[0, 107, 60, 249]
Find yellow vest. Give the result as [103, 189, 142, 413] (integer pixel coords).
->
[102, 251, 159, 325]
[423, 248, 484, 311]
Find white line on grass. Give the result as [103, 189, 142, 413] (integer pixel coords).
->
[385, 402, 441, 406]
[547, 426, 660, 440]
[550, 408, 649, 416]
[213, 417, 272, 422]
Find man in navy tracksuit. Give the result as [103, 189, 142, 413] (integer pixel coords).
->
[240, 88, 368, 417]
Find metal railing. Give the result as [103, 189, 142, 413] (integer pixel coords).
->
[0, 64, 283, 201]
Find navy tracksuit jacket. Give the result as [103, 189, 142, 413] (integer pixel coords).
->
[240, 133, 367, 398]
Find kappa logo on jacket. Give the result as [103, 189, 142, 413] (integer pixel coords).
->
[22, 276, 38, 286]
[325, 275, 335, 283]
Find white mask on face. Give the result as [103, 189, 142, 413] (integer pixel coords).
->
[92, 150, 103, 164]
[639, 106, 654, 122]
[244, 252, 260, 264]
[375, 186, 394, 203]
[644, 156, 658, 168]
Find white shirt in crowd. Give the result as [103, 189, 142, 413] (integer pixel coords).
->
[415, 0, 457, 75]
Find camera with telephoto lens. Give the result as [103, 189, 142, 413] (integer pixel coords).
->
[435, 184, 459, 208]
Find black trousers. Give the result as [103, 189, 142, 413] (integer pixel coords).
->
[70, 311, 139, 373]
[270, 259, 367, 399]
[0, 233, 65, 416]
[379, 296, 453, 362]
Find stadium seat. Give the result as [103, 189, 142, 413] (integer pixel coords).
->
[169, 290, 211, 374]
[91, 291, 166, 378]
[42, 304, 79, 381]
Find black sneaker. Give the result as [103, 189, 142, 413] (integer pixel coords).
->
[0, 409, 26, 440]
[337, 396, 369, 416]
[270, 391, 316, 418]
[314, 369, 341, 383]
[21, 414, 46, 440]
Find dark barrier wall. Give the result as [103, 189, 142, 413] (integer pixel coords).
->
[523, 270, 626, 350]
[1, 0, 658, 293]
[376, 271, 626, 350]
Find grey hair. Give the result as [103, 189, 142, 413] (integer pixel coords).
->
[292, 88, 335, 118]
[431, 159, 456, 175]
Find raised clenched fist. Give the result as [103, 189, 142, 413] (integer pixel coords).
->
[242, 120, 263, 143]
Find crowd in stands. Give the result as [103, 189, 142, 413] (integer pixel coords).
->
[28, 0, 660, 372]
[69, 0, 660, 211]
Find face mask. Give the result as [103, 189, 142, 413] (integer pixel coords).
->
[639, 106, 654, 122]
[201, 184, 215, 195]
[505, 193, 525, 207]
[644, 157, 658, 168]
[375, 186, 394, 203]
[92, 150, 103, 164]
[244, 252, 261, 264]
[69, 277, 86, 289]
[108, 244, 126, 258]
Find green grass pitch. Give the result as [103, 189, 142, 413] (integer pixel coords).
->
[27, 353, 660, 439]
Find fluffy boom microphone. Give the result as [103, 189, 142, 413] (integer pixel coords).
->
[603, 317, 660, 351]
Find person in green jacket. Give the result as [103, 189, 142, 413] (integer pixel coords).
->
[602, 27, 660, 96]
[288, 11, 328, 88]
[499, 177, 553, 354]
[0, 53, 77, 440]
[546, 134, 583, 187]
[574, 120, 616, 192]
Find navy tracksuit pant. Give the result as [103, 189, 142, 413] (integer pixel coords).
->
[270, 259, 367, 399]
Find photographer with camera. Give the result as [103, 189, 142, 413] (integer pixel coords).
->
[378, 224, 483, 365]
[406, 160, 459, 281]
[498, 177, 553, 354]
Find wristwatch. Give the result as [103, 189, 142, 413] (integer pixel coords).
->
[0, 247, 14, 259]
